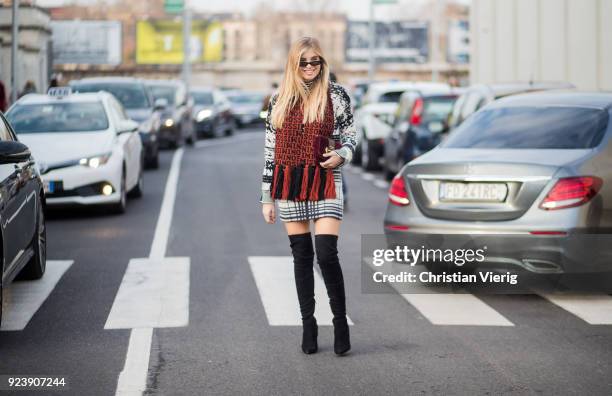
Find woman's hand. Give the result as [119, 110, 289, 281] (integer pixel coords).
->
[262, 203, 276, 224]
[320, 151, 344, 169]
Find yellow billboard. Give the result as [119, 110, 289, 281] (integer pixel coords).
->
[136, 20, 223, 64]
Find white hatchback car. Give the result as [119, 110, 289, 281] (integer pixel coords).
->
[6, 88, 144, 213]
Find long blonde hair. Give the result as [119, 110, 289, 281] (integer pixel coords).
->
[271, 37, 330, 129]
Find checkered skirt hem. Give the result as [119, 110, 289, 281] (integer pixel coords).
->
[277, 168, 343, 222]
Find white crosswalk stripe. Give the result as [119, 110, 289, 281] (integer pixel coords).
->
[105, 257, 190, 329]
[365, 258, 514, 326]
[541, 294, 612, 325]
[1, 260, 73, 331]
[248, 256, 354, 326]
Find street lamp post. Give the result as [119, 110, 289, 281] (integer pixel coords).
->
[11, 0, 19, 103]
[182, 7, 192, 91]
[368, 0, 376, 83]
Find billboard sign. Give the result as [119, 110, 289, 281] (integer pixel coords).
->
[136, 20, 223, 64]
[346, 21, 429, 63]
[51, 21, 122, 65]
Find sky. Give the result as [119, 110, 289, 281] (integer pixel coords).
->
[34, 0, 470, 20]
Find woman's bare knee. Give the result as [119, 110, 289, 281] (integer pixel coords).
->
[314, 217, 341, 236]
[285, 221, 311, 235]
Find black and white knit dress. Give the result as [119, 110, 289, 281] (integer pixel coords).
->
[260, 82, 358, 222]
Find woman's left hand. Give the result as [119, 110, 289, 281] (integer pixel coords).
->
[320, 151, 344, 169]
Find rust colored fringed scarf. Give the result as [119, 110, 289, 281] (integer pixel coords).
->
[271, 94, 337, 201]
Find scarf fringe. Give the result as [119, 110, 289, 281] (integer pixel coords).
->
[272, 164, 337, 201]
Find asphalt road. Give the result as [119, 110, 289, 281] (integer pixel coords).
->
[1, 126, 611, 396]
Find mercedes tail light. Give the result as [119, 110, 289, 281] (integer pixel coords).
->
[539, 176, 602, 210]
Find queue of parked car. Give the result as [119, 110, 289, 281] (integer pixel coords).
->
[352, 79, 612, 278]
[0, 81, 266, 324]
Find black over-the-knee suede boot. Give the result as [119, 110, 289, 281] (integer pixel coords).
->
[315, 234, 350, 355]
[289, 232, 317, 354]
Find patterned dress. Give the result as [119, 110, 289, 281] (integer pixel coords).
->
[260, 82, 358, 222]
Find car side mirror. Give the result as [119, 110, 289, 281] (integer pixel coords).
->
[154, 98, 168, 111]
[0, 140, 31, 164]
[117, 120, 139, 134]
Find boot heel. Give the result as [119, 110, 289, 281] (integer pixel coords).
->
[333, 317, 350, 356]
[302, 317, 318, 354]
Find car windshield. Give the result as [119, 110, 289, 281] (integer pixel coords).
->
[442, 106, 609, 149]
[423, 97, 457, 122]
[149, 85, 177, 106]
[228, 94, 264, 104]
[378, 91, 405, 103]
[192, 91, 213, 105]
[72, 83, 149, 109]
[7, 102, 109, 133]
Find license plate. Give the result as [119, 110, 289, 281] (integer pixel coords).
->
[439, 182, 508, 202]
[43, 180, 61, 194]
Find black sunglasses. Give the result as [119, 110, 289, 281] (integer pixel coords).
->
[299, 59, 324, 68]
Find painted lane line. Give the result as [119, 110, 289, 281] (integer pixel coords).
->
[365, 258, 514, 326]
[542, 294, 612, 325]
[361, 172, 375, 181]
[373, 179, 389, 189]
[114, 147, 186, 396]
[104, 258, 189, 329]
[1, 260, 73, 331]
[248, 256, 354, 326]
[193, 133, 261, 149]
[149, 148, 184, 259]
[115, 328, 153, 396]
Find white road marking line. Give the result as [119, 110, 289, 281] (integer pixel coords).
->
[248, 256, 353, 326]
[114, 147, 186, 396]
[1, 260, 73, 331]
[193, 133, 261, 149]
[361, 172, 375, 181]
[373, 179, 389, 189]
[542, 294, 612, 325]
[365, 258, 514, 326]
[115, 328, 152, 396]
[104, 257, 190, 329]
[149, 148, 184, 259]
[401, 294, 514, 326]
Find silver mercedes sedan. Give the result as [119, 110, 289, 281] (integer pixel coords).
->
[383, 92, 612, 275]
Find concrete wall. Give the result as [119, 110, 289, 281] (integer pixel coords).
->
[0, 5, 51, 103]
[470, 0, 612, 91]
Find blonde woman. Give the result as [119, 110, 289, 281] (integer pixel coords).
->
[260, 37, 358, 355]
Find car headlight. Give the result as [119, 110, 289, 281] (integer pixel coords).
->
[259, 110, 267, 119]
[164, 118, 174, 127]
[79, 153, 112, 168]
[196, 109, 213, 122]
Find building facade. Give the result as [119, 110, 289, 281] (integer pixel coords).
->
[470, 0, 612, 90]
[0, 4, 51, 102]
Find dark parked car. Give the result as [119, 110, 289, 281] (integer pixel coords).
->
[0, 112, 46, 325]
[383, 91, 458, 180]
[191, 87, 235, 138]
[70, 77, 160, 168]
[145, 80, 196, 147]
[384, 92, 612, 276]
[448, 81, 575, 131]
[225, 90, 266, 128]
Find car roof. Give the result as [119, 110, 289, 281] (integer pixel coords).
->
[70, 77, 146, 85]
[144, 79, 184, 87]
[487, 91, 612, 110]
[467, 81, 575, 98]
[14, 92, 112, 105]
